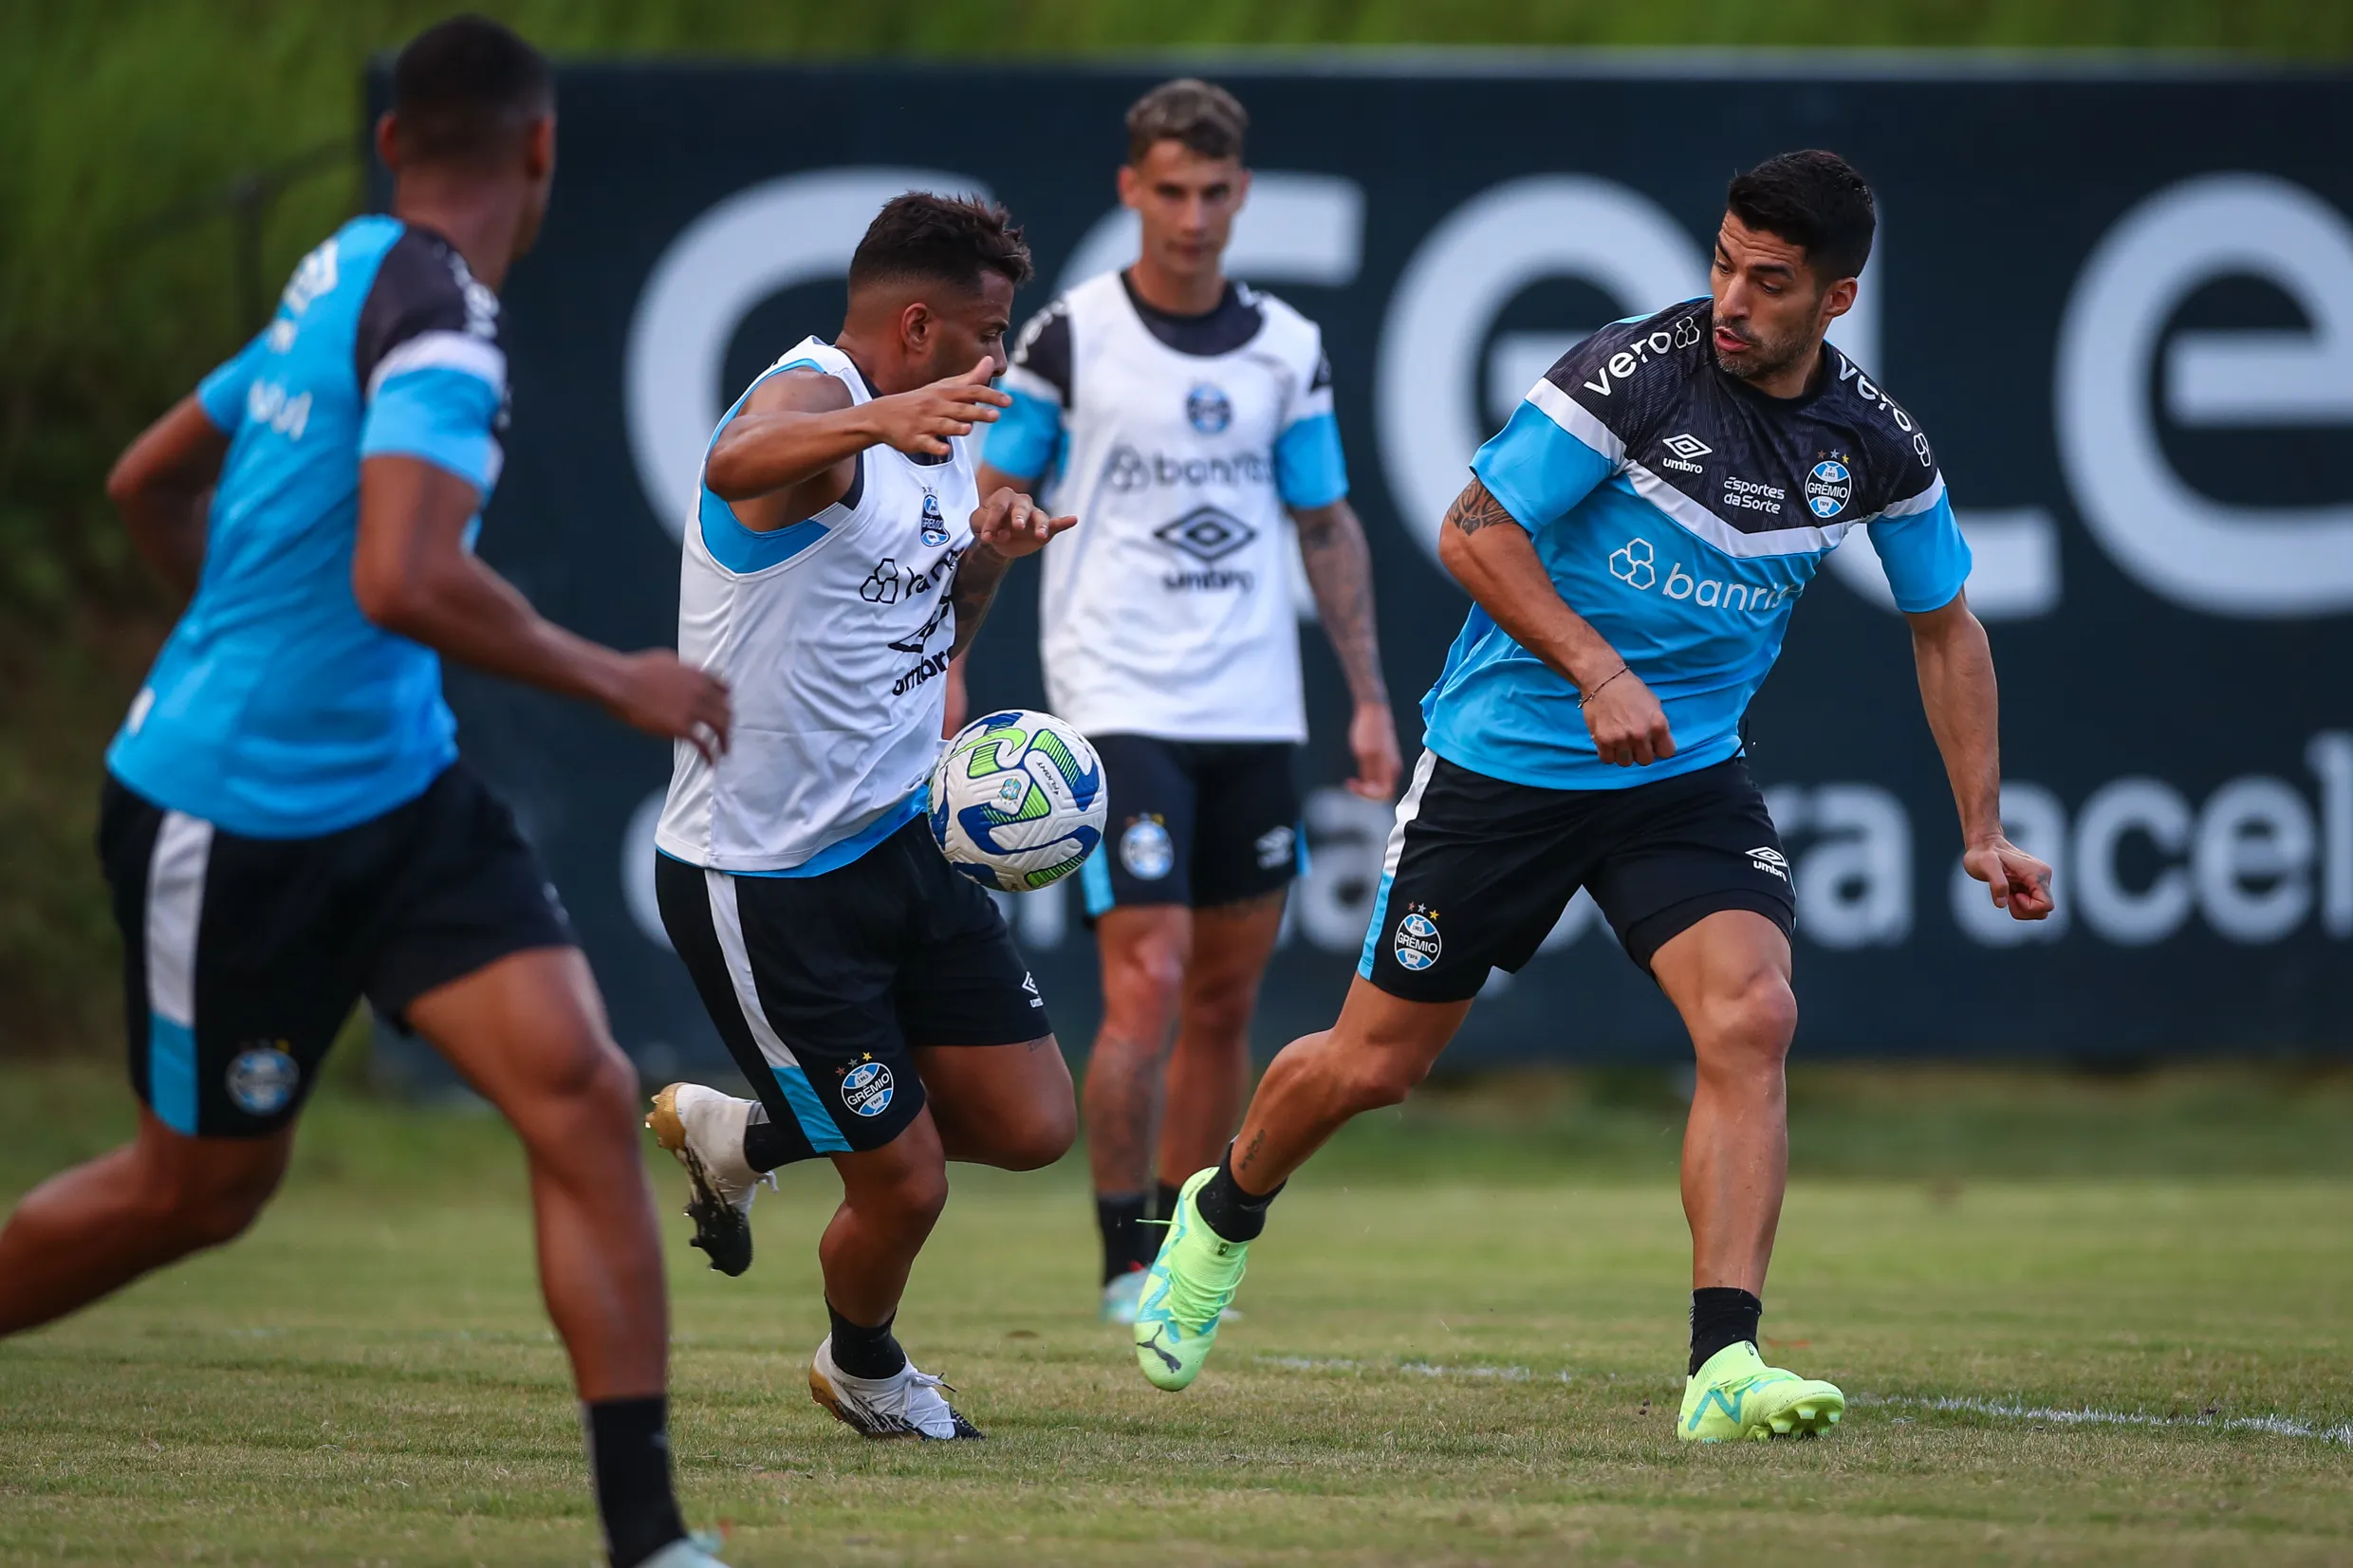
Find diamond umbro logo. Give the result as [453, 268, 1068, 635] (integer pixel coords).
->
[1662, 433, 1713, 460]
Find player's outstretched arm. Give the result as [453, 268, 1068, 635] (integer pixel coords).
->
[945, 488, 1074, 659]
[1436, 477, 1676, 768]
[106, 396, 231, 598]
[353, 454, 733, 761]
[707, 360, 1011, 530]
[1292, 497, 1401, 799]
[1905, 591, 2054, 920]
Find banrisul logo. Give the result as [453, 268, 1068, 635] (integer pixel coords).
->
[1609, 537, 1797, 617]
[1805, 458, 1854, 520]
[1393, 903, 1442, 971]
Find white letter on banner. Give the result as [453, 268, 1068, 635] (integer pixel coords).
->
[1377, 177, 1705, 563]
[2194, 776, 2315, 945]
[2074, 778, 2195, 946]
[2056, 175, 2353, 616]
[625, 169, 991, 543]
[2309, 732, 2353, 937]
[1792, 784, 1912, 950]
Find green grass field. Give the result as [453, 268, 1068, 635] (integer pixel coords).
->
[3, 1061, 2350, 1566]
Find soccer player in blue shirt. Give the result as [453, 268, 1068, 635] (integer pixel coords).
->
[1130, 151, 2058, 1441]
[0, 20, 731, 1566]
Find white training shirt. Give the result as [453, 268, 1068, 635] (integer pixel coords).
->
[987, 270, 1349, 744]
[658, 338, 973, 874]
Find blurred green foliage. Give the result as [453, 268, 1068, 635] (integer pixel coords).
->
[0, 0, 2345, 1050]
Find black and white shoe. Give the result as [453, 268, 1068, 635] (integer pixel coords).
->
[808, 1336, 985, 1441]
[645, 1083, 770, 1277]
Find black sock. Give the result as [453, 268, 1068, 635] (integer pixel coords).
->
[825, 1301, 908, 1380]
[1191, 1147, 1284, 1245]
[742, 1100, 821, 1173]
[1153, 1178, 1183, 1224]
[1096, 1190, 1152, 1282]
[1688, 1287, 1763, 1375]
[582, 1396, 688, 1568]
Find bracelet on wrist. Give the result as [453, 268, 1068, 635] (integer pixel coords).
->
[1578, 666, 1631, 709]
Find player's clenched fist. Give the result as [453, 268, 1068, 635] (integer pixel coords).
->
[1580, 665, 1677, 767]
[971, 487, 1076, 560]
[865, 359, 1011, 457]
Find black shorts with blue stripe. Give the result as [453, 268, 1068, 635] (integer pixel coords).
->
[1359, 751, 1796, 1002]
[99, 763, 575, 1139]
[654, 816, 1051, 1157]
[1078, 735, 1304, 920]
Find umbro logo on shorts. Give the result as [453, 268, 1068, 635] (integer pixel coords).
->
[1747, 846, 1790, 882]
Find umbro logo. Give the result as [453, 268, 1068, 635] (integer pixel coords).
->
[1661, 432, 1711, 475]
[1747, 845, 1790, 882]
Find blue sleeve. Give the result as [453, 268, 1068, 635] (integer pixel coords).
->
[982, 384, 1065, 480]
[195, 332, 269, 432]
[360, 366, 502, 493]
[1868, 487, 1973, 613]
[1468, 400, 1616, 533]
[1274, 412, 1348, 509]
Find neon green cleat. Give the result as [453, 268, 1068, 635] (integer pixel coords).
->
[1677, 1340, 1845, 1442]
[1131, 1168, 1247, 1392]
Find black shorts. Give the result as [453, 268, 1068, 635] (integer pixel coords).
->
[1359, 752, 1796, 1003]
[655, 817, 1052, 1155]
[99, 763, 576, 1139]
[1079, 735, 1303, 918]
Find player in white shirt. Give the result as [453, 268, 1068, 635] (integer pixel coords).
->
[643, 194, 1078, 1440]
[977, 81, 1401, 1320]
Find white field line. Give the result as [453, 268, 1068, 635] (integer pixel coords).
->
[1255, 1354, 1572, 1383]
[1252, 1357, 2352, 1445]
[1855, 1393, 2353, 1446]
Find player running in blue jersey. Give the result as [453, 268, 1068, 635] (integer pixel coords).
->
[0, 20, 731, 1566]
[1131, 151, 2058, 1441]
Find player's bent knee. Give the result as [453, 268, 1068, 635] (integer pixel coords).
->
[1340, 1042, 1433, 1113]
[1107, 953, 1187, 1035]
[133, 1149, 286, 1251]
[1182, 979, 1258, 1043]
[1695, 972, 1799, 1065]
[993, 1098, 1078, 1171]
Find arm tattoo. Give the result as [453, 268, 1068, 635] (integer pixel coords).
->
[946, 543, 1012, 659]
[1444, 477, 1516, 537]
[1295, 499, 1389, 707]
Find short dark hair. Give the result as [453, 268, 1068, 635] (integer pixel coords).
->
[847, 193, 1033, 295]
[390, 15, 552, 167]
[1726, 150, 1876, 282]
[1125, 78, 1248, 166]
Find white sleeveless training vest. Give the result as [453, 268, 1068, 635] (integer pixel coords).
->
[1010, 271, 1333, 744]
[657, 338, 975, 873]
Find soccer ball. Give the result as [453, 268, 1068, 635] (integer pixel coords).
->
[928, 710, 1105, 892]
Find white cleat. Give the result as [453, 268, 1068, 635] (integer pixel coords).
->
[645, 1083, 771, 1277]
[639, 1534, 732, 1568]
[1102, 1269, 1146, 1324]
[808, 1336, 985, 1441]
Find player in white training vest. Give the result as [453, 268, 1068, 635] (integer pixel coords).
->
[646, 194, 1078, 1442]
[977, 81, 1401, 1322]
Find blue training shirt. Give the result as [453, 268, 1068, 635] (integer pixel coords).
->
[1427, 298, 1971, 791]
[107, 215, 510, 838]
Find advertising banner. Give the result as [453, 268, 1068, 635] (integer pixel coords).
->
[381, 59, 2353, 1068]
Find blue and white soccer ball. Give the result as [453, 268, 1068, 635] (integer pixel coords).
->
[928, 710, 1106, 893]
